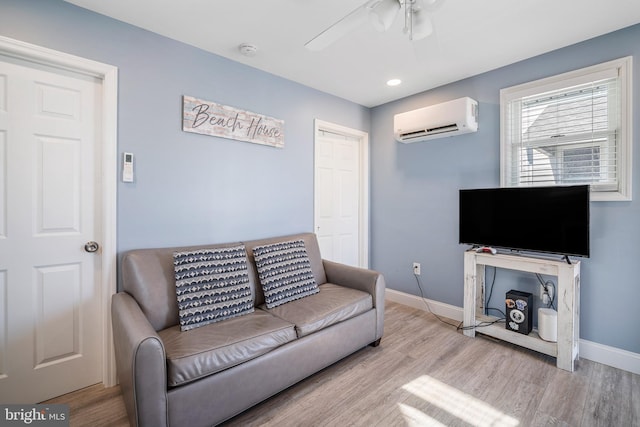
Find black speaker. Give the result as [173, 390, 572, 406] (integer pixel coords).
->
[505, 290, 533, 334]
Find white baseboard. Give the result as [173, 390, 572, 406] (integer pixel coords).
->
[385, 288, 463, 322]
[385, 288, 640, 375]
[579, 339, 640, 375]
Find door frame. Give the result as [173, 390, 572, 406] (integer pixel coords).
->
[0, 36, 118, 387]
[313, 119, 370, 268]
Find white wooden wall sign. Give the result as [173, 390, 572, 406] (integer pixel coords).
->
[182, 95, 284, 148]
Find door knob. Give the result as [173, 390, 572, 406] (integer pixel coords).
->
[84, 241, 100, 253]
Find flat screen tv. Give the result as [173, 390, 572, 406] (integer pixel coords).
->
[459, 185, 590, 258]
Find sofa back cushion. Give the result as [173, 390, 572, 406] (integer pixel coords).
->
[122, 242, 249, 331]
[120, 233, 327, 331]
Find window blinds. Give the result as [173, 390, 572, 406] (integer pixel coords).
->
[504, 71, 620, 190]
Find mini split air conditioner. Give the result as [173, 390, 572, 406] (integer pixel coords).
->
[394, 97, 478, 143]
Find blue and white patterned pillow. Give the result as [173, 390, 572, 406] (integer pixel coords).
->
[253, 239, 319, 309]
[173, 245, 254, 331]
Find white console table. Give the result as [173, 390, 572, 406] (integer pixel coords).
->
[463, 250, 580, 372]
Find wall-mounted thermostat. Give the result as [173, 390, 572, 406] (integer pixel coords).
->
[122, 152, 134, 183]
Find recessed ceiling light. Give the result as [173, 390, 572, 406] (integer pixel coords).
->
[387, 78, 402, 87]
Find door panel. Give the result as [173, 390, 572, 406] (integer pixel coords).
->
[315, 130, 362, 267]
[35, 263, 81, 366]
[37, 136, 81, 233]
[0, 55, 102, 403]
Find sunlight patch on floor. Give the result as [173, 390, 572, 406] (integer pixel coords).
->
[401, 375, 519, 427]
[397, 403, 448, 427]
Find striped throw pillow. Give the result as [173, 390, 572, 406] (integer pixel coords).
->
[253, 239, 319, 309]
[173, 245, 254, 331]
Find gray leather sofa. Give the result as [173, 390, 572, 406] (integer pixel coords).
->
[112, 232, 385, 426]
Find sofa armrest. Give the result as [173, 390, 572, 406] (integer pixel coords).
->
[112, 292, 168, 427]
[322, 260, 385, 341]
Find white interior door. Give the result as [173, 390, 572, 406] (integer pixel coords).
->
[0, 54, 103, 403]
[314, 120, 369, 268]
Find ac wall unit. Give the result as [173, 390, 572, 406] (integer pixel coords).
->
[394, 97, 478, 143]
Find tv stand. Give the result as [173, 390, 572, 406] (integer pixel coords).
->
[463, 250, 580, 371]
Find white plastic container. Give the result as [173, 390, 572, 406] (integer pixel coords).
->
[538, 308, 558, 342]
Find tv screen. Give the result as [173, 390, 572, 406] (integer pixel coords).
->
[459, 185, 590, 257]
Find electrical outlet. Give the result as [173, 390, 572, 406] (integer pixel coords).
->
[540, 283, 554, 305]
[542, 293, 550, 305]
[413, 262, 421, 275]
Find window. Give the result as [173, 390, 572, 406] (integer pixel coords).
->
[500, 57, 632, 201]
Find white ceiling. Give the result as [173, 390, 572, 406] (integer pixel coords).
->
[64, 0, 640, 107]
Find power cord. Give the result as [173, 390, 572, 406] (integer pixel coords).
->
[485, 266, 506, 318]
[456, 317, 505, 331]
[412, 272, 505, 331]
[413, 273, 462, 329]
[419, 269, 555, 333]
[536, 273, 557, 310]
[460, 265, 506, 330]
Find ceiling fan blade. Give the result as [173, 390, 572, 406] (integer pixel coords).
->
[305, 1, 375, 52]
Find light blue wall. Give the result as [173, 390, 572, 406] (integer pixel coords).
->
[0, 0, 370, 253]
[2, 0, 639, 355]
[371, 24, 640, 354]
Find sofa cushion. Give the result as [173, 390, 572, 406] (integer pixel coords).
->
[158, 310, 296, 387]
[173, 245, 254, 331]
[253, 239, 319, 308]
[261, 283, 372, 337]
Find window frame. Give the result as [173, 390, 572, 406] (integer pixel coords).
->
[500, 56, 632, 201]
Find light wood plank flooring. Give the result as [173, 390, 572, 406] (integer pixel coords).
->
[44, 301, 639, 426]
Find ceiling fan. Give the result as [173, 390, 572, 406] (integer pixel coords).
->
[305, 0, 446, 52]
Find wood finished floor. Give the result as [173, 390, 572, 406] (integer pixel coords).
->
[44, 301, 639, 426]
